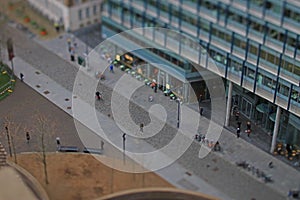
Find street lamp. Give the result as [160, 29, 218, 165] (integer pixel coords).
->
[176, 98, 181, 128]
[4, 126, 12, 157]
[122, 133, 126, 164]
[122, 133, 126, 151]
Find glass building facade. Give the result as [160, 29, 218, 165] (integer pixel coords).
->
[100, 0, 300, 149]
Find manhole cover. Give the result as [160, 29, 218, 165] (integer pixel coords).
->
[65, 98, 69, 101]
[44, 91, 50, 94]
[73, 96, 77, 99]
[36, 85, 40, 88]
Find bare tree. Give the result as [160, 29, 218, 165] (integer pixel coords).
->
[3, 116, 22, 164]
[31, 112, 57, 185]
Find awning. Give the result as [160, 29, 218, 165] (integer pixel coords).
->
[269, 112, 276, 122]
[256, 103, 269, 113]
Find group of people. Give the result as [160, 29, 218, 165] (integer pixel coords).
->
[236, 114, 252, 138]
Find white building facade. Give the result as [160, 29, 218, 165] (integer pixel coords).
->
[27, 0, 103, 31]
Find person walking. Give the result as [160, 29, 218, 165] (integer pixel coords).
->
[56, 137, 61, 146]
[109, 65, 114, 73]
[235, 111, 240, 121]
[199, 94, 203, 103]
[200, 107, 204, 116]
[100, 140, 104, 151]
[95, 91, 101, 100]
[236, 127, 241, 138]
[237, 121, 242, 129]
[246, 121, 251, 137]
[26, 132, 30, 144]
[20, 73, 24, 82]
[140, 123, 144, 133]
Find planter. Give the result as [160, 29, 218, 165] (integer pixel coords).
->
[24, 16, 30, 23]
[40, 27, 47, 36]
[40, 30, 47, 36]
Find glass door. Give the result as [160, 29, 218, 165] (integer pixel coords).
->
[241, 97, 252, 118]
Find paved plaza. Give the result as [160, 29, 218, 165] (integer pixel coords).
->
[0, 20, 300, 200]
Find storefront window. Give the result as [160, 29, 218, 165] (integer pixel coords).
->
[291, 88, 300, 103]
[244, 67, 255, 80]
[278, 79, 290, 97]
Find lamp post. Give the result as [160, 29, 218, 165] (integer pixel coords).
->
[177, 99, 180, 128]
[4, 126, 12, 157]
[122, 133, 126, 164]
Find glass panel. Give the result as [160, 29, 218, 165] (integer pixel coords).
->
[290, 85, 300, 116]
[275, 78, 289, 108]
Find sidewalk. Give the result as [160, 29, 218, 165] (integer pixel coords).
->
[2, 22, 300, 200]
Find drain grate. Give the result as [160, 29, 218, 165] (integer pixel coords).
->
[44, 90, 50, 95]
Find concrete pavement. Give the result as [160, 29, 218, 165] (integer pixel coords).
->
[1, 21, 300, 200]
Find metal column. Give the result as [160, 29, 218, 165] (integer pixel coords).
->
[225, 81, 233, 126]
[270, 106, 281, 153]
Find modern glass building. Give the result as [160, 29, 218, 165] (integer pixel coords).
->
[100, 0, 300, 152]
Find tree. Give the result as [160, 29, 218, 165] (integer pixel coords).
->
[3, 116, 21, 164]
[32, 112, 57, 185]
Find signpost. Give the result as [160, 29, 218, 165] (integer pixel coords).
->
[6, 38, 14, 77]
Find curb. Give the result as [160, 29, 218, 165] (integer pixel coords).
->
[7, 160, 50, 200]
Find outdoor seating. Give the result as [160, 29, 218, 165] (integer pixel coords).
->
[58, 146, 79, 152]
[83, 147, 102, 155]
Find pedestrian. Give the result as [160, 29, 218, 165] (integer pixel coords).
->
[67, 38, 71, 52]
[26, 132, 30, 144]
[109, 64, 114, 73]
[268, 161, 274, 168]
[199, 94, 203, 103]
[213, 141, 221, 151]
[154, 84, 157, 93]
[200, 107, 204, 116]
[100, 140, 104, 151]
[236, 127, 240, 138]
[70, 53, 75, 61]
[246, 121, 251, 130]
[95, 91, 101, 100]
[246, 121, 251, 136]
[235, 111, 240, 121]
[56, 137, 61, 146]
[237, 121, 242, 129]
[20, 73, 24, 82]
[70, 47, 76, 61]
[54, 22, 60, 33]
[140, 123, 144, 132]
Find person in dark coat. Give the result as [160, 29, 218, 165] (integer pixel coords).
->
[26, 132, 30, 143]
[200, 107, 204, 116]
[20, 73, 24, 82]
[236, 127, 241, 138]
[237, 121, 242, 129]
[96, 91, 101, 100]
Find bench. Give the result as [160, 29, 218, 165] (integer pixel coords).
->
[83, 147, 103, 155]
[58, 146, 79, 152]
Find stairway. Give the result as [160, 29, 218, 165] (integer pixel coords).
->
[0, 142, 7, 167]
